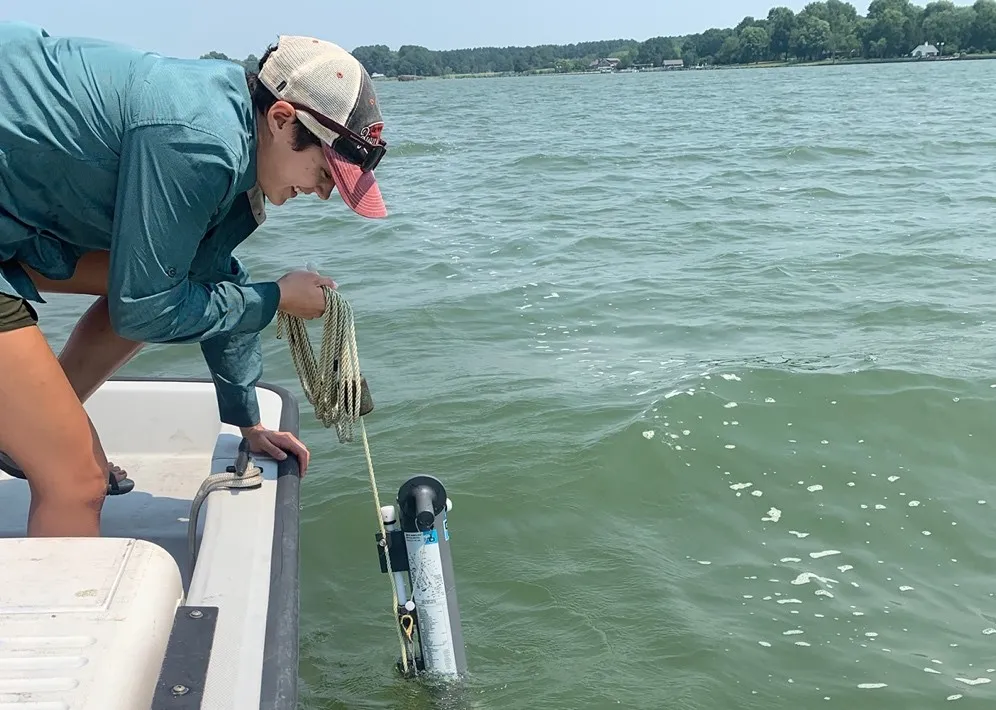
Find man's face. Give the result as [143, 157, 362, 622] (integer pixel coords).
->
[256, 102, 335, 206]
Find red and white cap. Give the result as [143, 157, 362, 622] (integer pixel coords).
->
[259, 35, 387, 218]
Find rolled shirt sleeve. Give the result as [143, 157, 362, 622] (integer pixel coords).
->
[196, 216, 271, 428]
[200, 319, 267, 427]
[108, 123, 281, 426]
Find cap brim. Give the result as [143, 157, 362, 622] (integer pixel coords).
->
[323, 143, 387, 219]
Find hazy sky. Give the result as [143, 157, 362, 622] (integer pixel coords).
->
[4, 0, 974, 59]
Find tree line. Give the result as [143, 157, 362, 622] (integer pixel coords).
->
[202, 0, 996, 76]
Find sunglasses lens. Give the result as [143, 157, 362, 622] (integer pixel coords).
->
[364, 146, 385, 173]
[333, 137, 368, 167]
[332, 138, 385, 173]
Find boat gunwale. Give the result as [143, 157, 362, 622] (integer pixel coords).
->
[110, 376, 301, 710]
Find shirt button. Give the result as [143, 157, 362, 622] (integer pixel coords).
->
[166, 267, 177, 278]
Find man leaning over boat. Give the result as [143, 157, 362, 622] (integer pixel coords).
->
[0, 23, 389, 537]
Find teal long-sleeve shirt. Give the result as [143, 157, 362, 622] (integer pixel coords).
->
[0, 22, 281, 427]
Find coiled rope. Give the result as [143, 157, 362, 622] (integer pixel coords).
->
[276, 285, 411, 675]
[276, 286, 361, 443]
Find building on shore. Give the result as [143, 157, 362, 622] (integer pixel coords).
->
[911, 43, 940, 58]
[590, 57, 621, 72]
[590, 57, 685, 73]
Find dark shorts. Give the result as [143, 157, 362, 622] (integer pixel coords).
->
[0, 292, 38, 332]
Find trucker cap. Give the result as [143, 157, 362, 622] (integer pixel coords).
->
[259, 35, 387, 218]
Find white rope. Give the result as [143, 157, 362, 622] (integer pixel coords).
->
[187, 463, 263, 568]
[276, 286, 411, 675]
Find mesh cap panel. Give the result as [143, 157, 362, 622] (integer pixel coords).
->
[258, 35, 383, 145]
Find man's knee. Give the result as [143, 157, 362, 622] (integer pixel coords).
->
[27, 457, 108, 513]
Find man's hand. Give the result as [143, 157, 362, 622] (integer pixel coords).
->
[276, 270, 337, 319]
[240, 423, 310, 476]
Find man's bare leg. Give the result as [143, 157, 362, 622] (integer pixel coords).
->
[59, 296, 144, 403]
[23, 252, 144, 401]
[20, 252, 144, 486]
[0, 323, 110, 537]
[60, 297, 143, 488]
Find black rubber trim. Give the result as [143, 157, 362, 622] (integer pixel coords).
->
[258, 381, 301, 710]
[108, 377, 301, 710]
[151, 606, 219, 709]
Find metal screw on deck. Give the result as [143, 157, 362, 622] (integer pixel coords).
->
[171, 684, 189, 696]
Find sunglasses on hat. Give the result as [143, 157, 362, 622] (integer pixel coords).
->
[288, 101, 387, 173]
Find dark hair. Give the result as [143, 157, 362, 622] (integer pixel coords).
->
[246, 44, 321, 151]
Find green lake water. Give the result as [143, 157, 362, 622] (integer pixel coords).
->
[32, 58, 996, 708]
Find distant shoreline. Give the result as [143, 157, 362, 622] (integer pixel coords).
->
[203, 2, 996, 83]
[347, 3, 996, 82]
[733, 52, 996, 70]
[378, 52, 996, 81]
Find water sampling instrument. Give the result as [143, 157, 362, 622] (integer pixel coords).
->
[276, 275, 467, 679]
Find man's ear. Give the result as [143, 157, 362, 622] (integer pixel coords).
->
[267, 100, 297, 135]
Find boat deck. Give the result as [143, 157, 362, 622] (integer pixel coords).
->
[0, 379, 301, 710]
